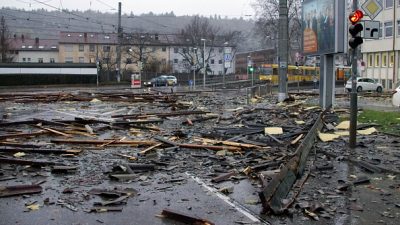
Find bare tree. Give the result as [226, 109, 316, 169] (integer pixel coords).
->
[253, 0, 302, 63]
[0, 16, 14, 63]
[178, 16, 242, 74]
[97, 45, 117, 81]
[122, 33, 158, 73]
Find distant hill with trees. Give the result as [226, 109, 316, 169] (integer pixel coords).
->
[0, 7, 263, 51]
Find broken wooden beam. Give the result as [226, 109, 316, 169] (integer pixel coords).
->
[51, 139, 157, 146]
[0, 130, 50, 140]
[259, 110, 325, 214]
[112, 110, 210, 119]
[182, 115, 218, 125]
[0, 148, 81, 155]
[160, 208, 215, 225]
[0, 184, 42, 197]
[211, 170, 237, 183]
[179, 143, 241, 152]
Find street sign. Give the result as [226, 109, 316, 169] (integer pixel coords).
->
[224, 54, 232, 62]
[361, 0, 383, 20]
[224, 61, 231, 68]
[362, 20, 380, 39]
[279, 61, 287, 68]
[131, 73, 141, 89]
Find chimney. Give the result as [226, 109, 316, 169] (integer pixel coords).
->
[84, 32, 87, 42]
[155, 34, 159, 40]
[35, 37, 39, 45]
[21, 34, 25, 42]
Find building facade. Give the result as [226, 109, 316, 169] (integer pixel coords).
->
[9, 37, 59, 63]
[361, 0, 400, 90]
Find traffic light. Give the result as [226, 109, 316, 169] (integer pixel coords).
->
[348, 10, 364, 49]
[248, 65, 254, 73]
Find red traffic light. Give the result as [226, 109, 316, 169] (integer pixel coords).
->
[349, 10, 364, 24]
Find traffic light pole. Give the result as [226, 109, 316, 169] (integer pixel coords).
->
[349, 0, 359, 148]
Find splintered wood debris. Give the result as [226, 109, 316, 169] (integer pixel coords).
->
[2, 89, 394, 223]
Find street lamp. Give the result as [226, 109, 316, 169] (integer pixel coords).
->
[247, 55, 251, 82]
[223, 42, 229, 88]
[201, 38, 206, 89]
[193, 47, 197, 89]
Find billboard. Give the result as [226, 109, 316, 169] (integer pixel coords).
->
[302, 0, 345, 55]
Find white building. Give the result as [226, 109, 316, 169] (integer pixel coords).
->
[9, 37, 59, 63]
[361, 0, 400, 90]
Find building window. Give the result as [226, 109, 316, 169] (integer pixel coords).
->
[27, 58, 31, 62]
[50, 58, 55, 63]
[368, 54, 374, 67]
[174, 59, 178, 64]
[382, 53, 388, 67]
[79, 57, 84, 63]
[79, 44, 84, 52]
[219, 48, 223, 53]
[65, 44, 73, 52]
[65, 57, 73, 63]
[103, 45, 110, 52]
[89, 44, 95, 52]
[218, 71, 222, 75]
[375, 53, 380, 67]
[379, 22, 383, 38]
[397, 20, 400, 36]
[211, 59, 215, 64]
[162, 47, 166, 52]
[22, 58, 26, 62]
[174, 48, 178, 53]
[385, 0, 393, 8]
[385, 21, 393, 37]
[218, 59, 222, 64]
[389, 52, 394, 67]
[38, 58, 43, 63]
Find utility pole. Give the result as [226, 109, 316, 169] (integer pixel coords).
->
[349, 0, 359, 148]
[116, 2, 122, 83]
[278, 0, 288, 102]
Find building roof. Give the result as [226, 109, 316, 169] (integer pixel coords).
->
[59, 32, 118, 44]
[9, 38, 59, 51]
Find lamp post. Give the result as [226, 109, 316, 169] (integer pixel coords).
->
[223, 42, 228, 88]
[247, 55, 251, 82]
[193, 47, 197, 89]
[201, 38, 206, 89]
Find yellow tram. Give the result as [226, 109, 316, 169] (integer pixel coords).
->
[259, 64, 320, 84]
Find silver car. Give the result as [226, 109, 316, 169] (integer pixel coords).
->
[345, 77, 383, 93]
[392, 82, 400, 107]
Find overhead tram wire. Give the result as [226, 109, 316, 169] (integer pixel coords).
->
[1, 12, 116, 33]
[94, 0, 117, 10]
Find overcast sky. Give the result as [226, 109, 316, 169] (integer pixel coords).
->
[2, 0, 256, 18]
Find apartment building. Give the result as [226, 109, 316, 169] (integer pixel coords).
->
[9, 37, 58, 63]
[59, 32, 234, 74]
[361, 0, 400, 90]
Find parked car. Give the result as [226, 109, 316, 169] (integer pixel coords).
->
[164, 75, 177, 85]
[143, 76, 168, 87]
[392, 82, 400, 107]
[345, 77, 383, 93]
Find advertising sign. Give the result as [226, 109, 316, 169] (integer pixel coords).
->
[131, 73, 141, 88]
[302, 0, 345, 55]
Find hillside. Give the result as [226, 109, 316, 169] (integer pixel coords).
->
[1, 7, 263, 51]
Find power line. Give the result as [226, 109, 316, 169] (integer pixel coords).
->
[95, 0, 116, 11]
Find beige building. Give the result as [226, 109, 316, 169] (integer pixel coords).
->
[361, 0, 400, 90]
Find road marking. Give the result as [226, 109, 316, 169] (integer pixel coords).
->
[185, 172, 270, 224]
